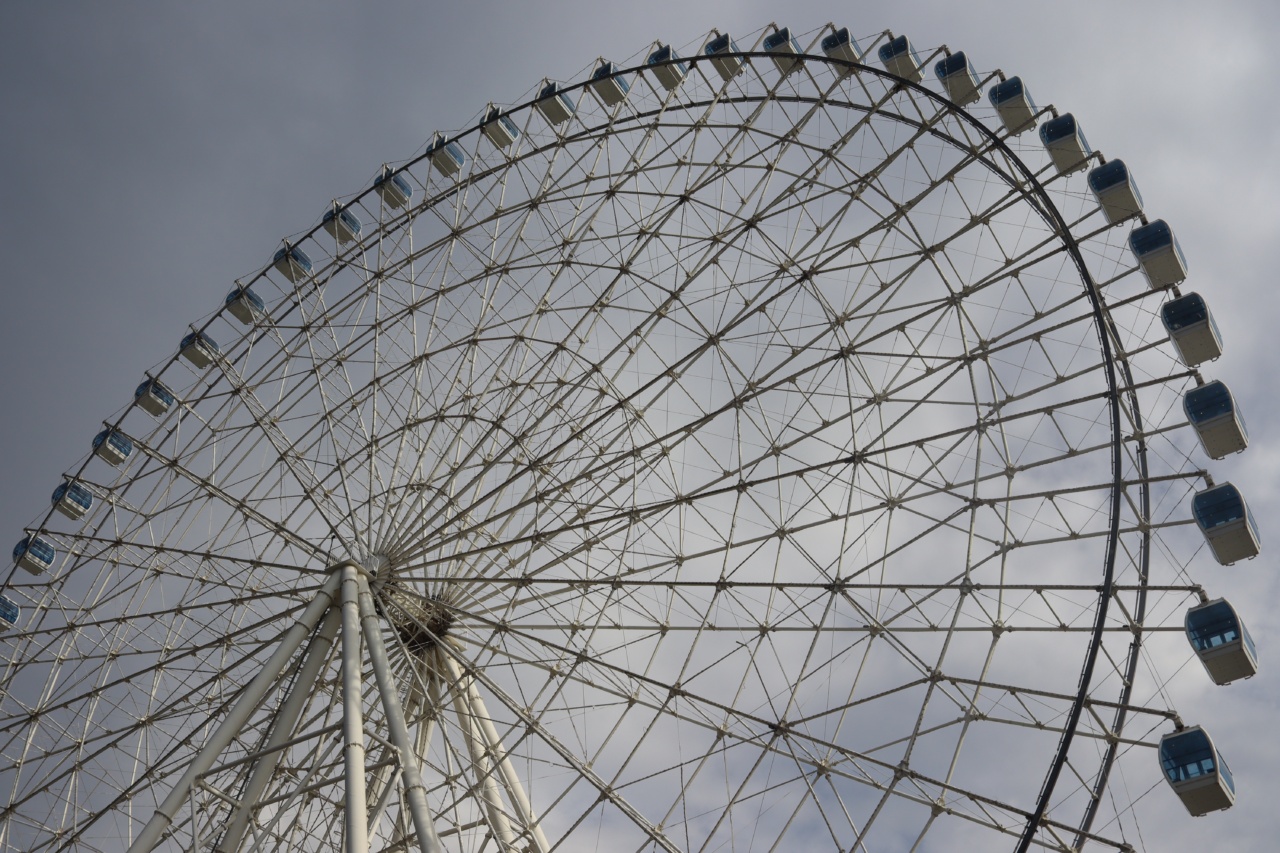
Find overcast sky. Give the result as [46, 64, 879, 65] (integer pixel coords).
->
[2, 1, 1277, 848]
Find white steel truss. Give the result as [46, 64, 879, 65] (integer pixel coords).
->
[0, 24, 1234, 853]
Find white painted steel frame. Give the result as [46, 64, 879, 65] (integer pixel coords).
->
[0, 24, 1227, 853]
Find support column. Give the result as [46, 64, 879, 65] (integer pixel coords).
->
[382, 663, 445, 851]
[367, 663, 439, 842]
[126, 571, 343, 853]
[355, 571, 444, 853]
[215, 607, 342, 853]
[441, 652, 550, 853]
[446, 658, 516, 848]
[341, 563, 371, 853]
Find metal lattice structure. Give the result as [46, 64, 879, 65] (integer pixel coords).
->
[0, 24, 1239, 853]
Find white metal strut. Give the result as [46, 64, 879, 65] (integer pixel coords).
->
[126, 572, 343, 853]
[341, 563, 371, 853]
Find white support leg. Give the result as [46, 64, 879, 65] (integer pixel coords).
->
[368, 662, 438, 843]
[127, 571, 343, 853]
[446, 659, 517, 848]
[215, 607, 342, 853]
[341, 563, 371, 853]
[381, 663, 444, 852]
[441, 652, 550, 853]
[354, 572, 444, 853]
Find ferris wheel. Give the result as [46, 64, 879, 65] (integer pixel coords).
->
[0, 22, 1258, 853]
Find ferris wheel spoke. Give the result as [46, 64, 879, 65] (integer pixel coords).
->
[0, 586, 314, 752]
[224, 345, 360, 546]
[118, 440, 330, 563]
[394, 245, 1116, 578]
[1, 608, 323, 853]
[291, 295, 374, 550]
[446, 612, 1108, 850]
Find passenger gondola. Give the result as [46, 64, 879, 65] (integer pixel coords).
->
[12, 534, 55, 575]
[934, 51, 981, 106]
[321, 205, 362, 244]
[1039, 113, 1092, 175]
[1185, 598, 1258, 685]
[373, 166, 414, 209]
[590, 61, 631, 106]
[1162, 292, 1224, 367]
[52, 481, 93, 520]
[1129, 219, 1188, 288]
[988, 76, 1037, 135]
[426, 134, 467, 177]
[647, 44, 688, 91]
[820, 27, 863, 68]
[536, 81, 576, 125]
[704, 33, 746, 81]
[135, 378, 176, 416]
[762, 27, 803, 76]
[225, 285, 266, 325]
[272, 245, 313, 283]
[1184, 380, 1248, 459]
[0, 594, 18, 629]
[179, 331, 220, 369]
[1158, 726, 1235, 816]
[877, 34, 923, 82]
[92, 429, 133, 466]
[1087, 159, 1143, 224]
[481, 105, 521, 149]
[1192, 482, 1260, 565]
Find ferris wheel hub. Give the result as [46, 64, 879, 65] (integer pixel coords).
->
[380, 582, 457, 654]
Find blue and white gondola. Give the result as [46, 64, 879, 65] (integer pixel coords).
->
[988, 76, 1037, 135]
[934, 51, 981, 106]
[135, 379, 176, 416]
[481, 105, 521, 149]
[1185, 598, 1257, 685]
[1192, 482, 1260, 565]
[426, 134, 466, 177]
[272, 245, 313, 283]
[321, 205, 362, 245]
[1158, 726, 1235, 816]
[536, 81, 576, 125]
[0, 594, 18, 630]
[820, 27, 863, 67]
[704, 33, 746, 81]
[179, 331, 219, 369]
[877, 35, 923, 82]
[762, 27, 803, 76]
[225, 285, 266, 325]
[590, 61, 631, 106]
[373, 166, 413, 209]
[1039, 113, 1092, 175]
[12, 534, 55, 575]
[1129, 219, 1188, 288]
[92, 429, 133, 466]
[647, 44, 688, 91]
[1184, 380, 1248, 460]
[1087, 159, 1143, 224]
[1162, 292, 1223, 367]
[52, 481, 93, 521]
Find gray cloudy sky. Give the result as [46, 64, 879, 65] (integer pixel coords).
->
[2, 0, 1278, 848]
